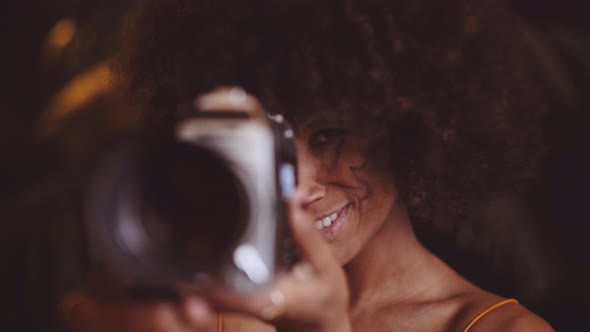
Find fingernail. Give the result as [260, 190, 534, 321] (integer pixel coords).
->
[293, 262, 314, 281]
[186, 298, 212, 322]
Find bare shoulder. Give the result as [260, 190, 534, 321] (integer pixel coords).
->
[477, 304, 553, 332]
[447, 284, 554, 332]
[467, 301, 554, 332]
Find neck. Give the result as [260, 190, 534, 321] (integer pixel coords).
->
[344, 204, 454, 312]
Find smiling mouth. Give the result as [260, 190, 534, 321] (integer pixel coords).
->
[313, 204, 349, 230]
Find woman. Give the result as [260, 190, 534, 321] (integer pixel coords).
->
[63, 0, 554, 330]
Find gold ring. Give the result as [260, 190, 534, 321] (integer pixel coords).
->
[260, 289, 286, 322]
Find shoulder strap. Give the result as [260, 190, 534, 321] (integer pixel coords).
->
[218, 313, 223, 332]
[463, 298, 518, 332]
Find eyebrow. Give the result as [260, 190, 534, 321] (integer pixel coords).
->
[300, 114, 354, 129]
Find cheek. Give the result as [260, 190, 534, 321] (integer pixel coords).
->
[321, 142, 374, 188]
[336, 141, 367, 169]
[348, 159, 397, 210]
[354, 174, 398, 242]
[333, 181, 397, 264]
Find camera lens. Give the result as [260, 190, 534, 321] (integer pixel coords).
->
[134, 139, 249, 274]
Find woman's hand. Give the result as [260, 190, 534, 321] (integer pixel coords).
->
[206, 189, 352, 332]
[61, 271, 219, 332]
[61, 189, 351, 332]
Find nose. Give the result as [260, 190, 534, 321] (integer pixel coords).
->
[295, 141, 326, 206]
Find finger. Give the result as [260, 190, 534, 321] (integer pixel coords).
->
[181, 296, 217, 329]
[120, 301, 194, 332]
[207, 278, 331, 326]
[202, 285, 288, 323]
[86, 296, 197, 332]
[204, 271, 322, 324]
[61, 290, 102, 332]
[63, 285, 203, 332]
[288, 191, 336, 269]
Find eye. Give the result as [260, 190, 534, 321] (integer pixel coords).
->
[308, 128, 348, 148]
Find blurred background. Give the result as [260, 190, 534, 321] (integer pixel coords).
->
[2, 0, 589, 331]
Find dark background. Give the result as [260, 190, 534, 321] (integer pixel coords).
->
[2, 1, 589, 331]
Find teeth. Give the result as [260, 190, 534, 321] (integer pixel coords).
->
[314, 209, 342, 230]
[314, 220, 324, 229]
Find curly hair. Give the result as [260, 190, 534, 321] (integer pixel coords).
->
[114, 0, 546, 267]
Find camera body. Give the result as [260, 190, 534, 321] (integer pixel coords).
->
[87, 87, 297, 294]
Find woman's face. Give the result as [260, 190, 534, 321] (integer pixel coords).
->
[292, 112, 399, 265]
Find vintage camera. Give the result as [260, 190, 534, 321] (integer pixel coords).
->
[87, 87, 298, 294]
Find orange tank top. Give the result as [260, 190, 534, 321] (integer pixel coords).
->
[216, 298, 519, 332]
[462, 298, 519, 332]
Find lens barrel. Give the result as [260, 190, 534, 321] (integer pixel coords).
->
[88, 134, 249, 285]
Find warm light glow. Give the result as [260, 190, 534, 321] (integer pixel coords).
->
[47, 18, 77, 51]
[39, 61, 113, 136]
